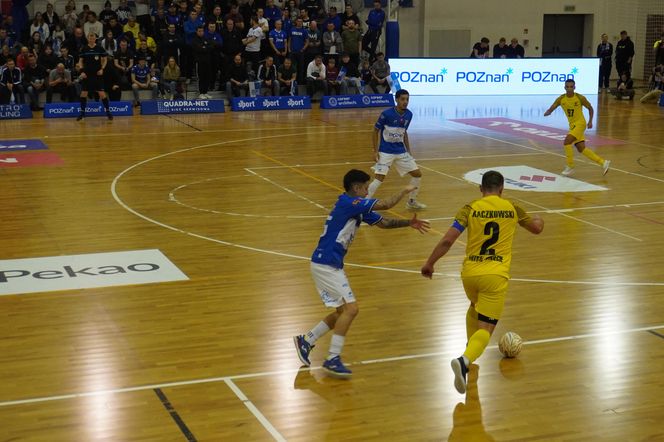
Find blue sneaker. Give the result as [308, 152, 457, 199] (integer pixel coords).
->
[293, 335, 314, 366]
[451, 357, 468, 394]
[322, 355, 352, 378]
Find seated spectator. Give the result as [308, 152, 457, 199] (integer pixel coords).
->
[277, 57, 297, 95]
[23, 54, 47, 110]
[257, 55, 279, 96]
[27, 31, 44, 58]
[101, 30, 118, 57]
[325, 57, 341, 95]
[16, 46, 31, 70]
[40, 45, 59, 73]
[0, 45, 13, 66]
[615, 72, 635, 100]
[306, 54, 327, 99]
[360, 58, 372, 91]
[138, 30, 157, 53]
[0, 58, 25, 104]
[338, 52, 362, 94]
[493, 37, 509, 58]
[506, 38, 525, 58]
[30, 12, 50, 43]
[116, 0, 133, 26]
[114, 39, 134, 90]
[640, 64, 664, 104]
[131, 57, 159, 105]
[106, 17, 124, 39]
[0, 28, 15, 53]
[162, 56, 181, 99]
[99, 1, 119, 26]
[135, 39, 157, 70]
[124, 16, 141, 40]
[46, 63, 76, 103]
[103, 60, 123, 101]
[368, 52, 390, 93]
[470, 37, 490, 58]
[225, 53, 250, 99]
[84, 12, 104, 39]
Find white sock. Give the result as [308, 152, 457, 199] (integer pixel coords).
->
[462, 355, 470, 367]
[328, 334, 345, 358]
[367, 179, 382, 198]
[305, 321, 330, 345]
[408, 176, 421, 202]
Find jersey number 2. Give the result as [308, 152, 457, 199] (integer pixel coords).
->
[480, 222, 500, 255]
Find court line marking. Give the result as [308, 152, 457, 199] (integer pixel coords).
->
[154, 388, 198, 442]
[440, 121, 664, 185]
[224, 379, 287, 442]
[111, 134, 663, 286]
[417, 163, 643, 242]
[1, 324, 662, 409]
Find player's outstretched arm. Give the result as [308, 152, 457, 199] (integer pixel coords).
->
[520, 214, 544, 234]
[421, 226, 462, 279]
[377, 213, 430, 233]
[373, 184, 416, 210]
[543, 97, 562, 116]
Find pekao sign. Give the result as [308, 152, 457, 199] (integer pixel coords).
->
[0, 249, 188, 295]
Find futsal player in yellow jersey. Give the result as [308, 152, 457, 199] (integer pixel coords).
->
[421, 171, 544, 393]
[544, 78, 610, 176]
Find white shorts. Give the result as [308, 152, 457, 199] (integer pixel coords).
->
[372, 152, 419, 177]
[310, 262, 357, 308]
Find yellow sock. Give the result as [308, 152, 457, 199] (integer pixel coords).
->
[581, 147, 604, 165]
[466, 305, 478, 341]
[564, 145, 575, 167]
[463, 329, 491, 363]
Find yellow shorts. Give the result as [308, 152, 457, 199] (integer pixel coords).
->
[461, 274, 509, 320]
[567, 123, 586, 143]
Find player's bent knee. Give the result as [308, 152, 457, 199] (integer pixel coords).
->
[344, 302, 359, 317]
[410, 169, 422, 178]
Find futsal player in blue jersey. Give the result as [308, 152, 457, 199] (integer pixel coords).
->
[294, 169, 430, 378]
[367, 89, 426, 210]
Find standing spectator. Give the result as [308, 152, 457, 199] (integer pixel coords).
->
[289, 18, 308, 82]
[135, 0, 152, 36]
[46, 63, 75, 103]
[323, 6, 341, 32]
[99, 1, 118, 26]
[369, 52, 390, 93]
[363, 0, 385, 61]
[220, 19, 243, 81]
[225, 53, 250, 99]
[131, 57, 158, 105]
[76, 32, 113, 120]
[30, 12, 50, 43]
[302, 0, 323, 21]
[166, 3, 183, 31]
[43, 3, 60, 35]
[470, 37, 490, 58]
[23, 54, 47, 110]
[322, 21, 342, 64]
[84, 13, 104, 40]
[210, 5, 225, 33]
[162, 56, 181, 99]
[277, 56, 297, 95]
[341, 4, 361, 33]
[615, 71, 634, 100]
[306, 54, 327, 99]
[224, 4, 245, 33]
[161, 23, 183, 66]
[493, 37, 509, 58]
[204, 21, 223, 90]
[0, 58, 25, 104]
[269, 19, 288, 65]
[597, 33, 613, 92]
[264, 0, 282, 29]
[506, 38, 525, 58]
[305, 20, 322, 68]
[257, 55, 279, 95]
[325, 57, 340, 95]
[192, 26, 214, 98]
[341, 19, 361, 66]
[242, 16, 264, 78]
[152, 8, 169, 39]
[615, 30, 634, 76]
[116, 0, 132, 25]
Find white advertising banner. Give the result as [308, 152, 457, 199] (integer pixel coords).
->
[0, 249, 189, 295]
[389, 58, 599, 96]
[464, 166, 608, 192]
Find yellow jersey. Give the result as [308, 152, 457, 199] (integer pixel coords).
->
[554, 92, 587, 127]
[452, 195, 531, 279]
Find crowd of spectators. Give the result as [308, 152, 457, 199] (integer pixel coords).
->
[0, 0, 394, 106]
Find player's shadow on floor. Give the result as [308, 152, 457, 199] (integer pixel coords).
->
[448, 364, 496, 442]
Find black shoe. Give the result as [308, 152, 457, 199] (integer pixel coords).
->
[451, 357, 469, 394]
[107, 112, 113, 120]
[76, 114, 84, 121]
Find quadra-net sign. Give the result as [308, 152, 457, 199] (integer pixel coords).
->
[0, 249, 188, 295]
[389, 58, 599, 95]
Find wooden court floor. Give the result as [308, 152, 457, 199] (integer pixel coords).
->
[0, 94, 663, 441]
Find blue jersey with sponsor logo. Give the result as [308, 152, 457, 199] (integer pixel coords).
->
[311, 194, 382, 269]
[375, 107, 412, 154]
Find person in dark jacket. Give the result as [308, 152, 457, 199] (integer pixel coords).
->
[615, 71, 635, 100]
[191, 26, 215, 98]
[615, 30, 635, 77]
[597, 33, 613, 91]
[225, 53, 249, 99]
[221, 19, 243, 82]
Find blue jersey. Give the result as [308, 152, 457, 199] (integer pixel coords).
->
[132, 64, 151, 82]
[375, 107, 413, 154]
[269, 28, 287, 50]
[289, 27, 308, 52]
[311, 194, 383, 269]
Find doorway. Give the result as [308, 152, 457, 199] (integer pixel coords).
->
[543, 14, 585, 57]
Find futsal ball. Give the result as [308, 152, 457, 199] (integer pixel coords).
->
[498, 332, 523, 358]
